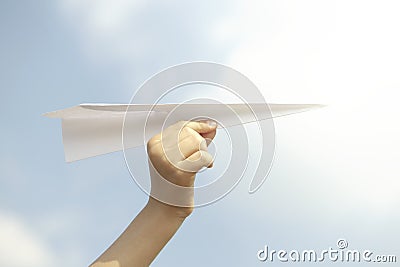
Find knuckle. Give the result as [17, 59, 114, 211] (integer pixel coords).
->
[147, 138, 162, 158]
[187, 136, 201, 150]
[191, 133, 203, 144]
[147, 135, 159, 148]
[147, 146, 159, 158]
[182, 126, 192, 135]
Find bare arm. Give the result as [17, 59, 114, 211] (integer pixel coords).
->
[90, 121, 217, 267]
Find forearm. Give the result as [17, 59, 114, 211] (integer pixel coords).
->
[90, 121, 215, 267]
[90, 198, 187, 267]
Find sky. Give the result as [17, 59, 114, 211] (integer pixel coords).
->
[1, 0, 399, 266]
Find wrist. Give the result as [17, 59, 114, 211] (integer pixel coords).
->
[146, 197, 194, 221]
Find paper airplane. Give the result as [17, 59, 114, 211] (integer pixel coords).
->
[44, 103, 323, 162]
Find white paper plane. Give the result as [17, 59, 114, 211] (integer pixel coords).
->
[44, 103, 323, 162]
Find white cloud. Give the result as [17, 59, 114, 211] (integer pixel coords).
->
[0, 212, 54, 267]
[59, 0, 147, 67]
[58, 0, 237, 78]
[56, 0, 400, 210]
[62, 0, 145, 34]
[48, 2, 400, 265]
[226, 0, 400, 103]
[224, 0, 400, 212]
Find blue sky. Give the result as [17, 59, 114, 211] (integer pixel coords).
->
[1, 1, 399, 266]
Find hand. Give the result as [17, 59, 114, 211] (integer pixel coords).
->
[90, 120, 217, 267]
[146, 120, 217, 217]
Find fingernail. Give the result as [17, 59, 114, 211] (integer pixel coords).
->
[207, 120, 217, 128]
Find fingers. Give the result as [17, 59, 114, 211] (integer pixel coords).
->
[177, 150, 214, 172]
[165, 120, 216, 155]
[184, 120, 217, 134]
[161, 126, 205, 161]
[178, 131, 207, 158]
[179, 121, 217, 147]
[153, 120, 217, 170]
[201, 129, 216, 145]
